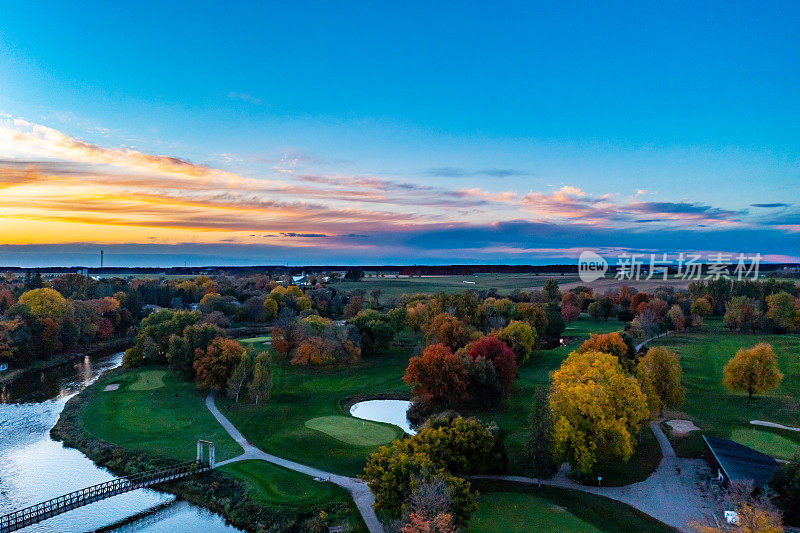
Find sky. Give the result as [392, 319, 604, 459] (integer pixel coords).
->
[0, 1, 798, 267]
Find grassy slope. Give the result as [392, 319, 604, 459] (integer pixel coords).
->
[470, 479, 675, 533]
[650, 319, 800, 457]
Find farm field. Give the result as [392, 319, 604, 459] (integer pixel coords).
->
[651, 319, 800, 457]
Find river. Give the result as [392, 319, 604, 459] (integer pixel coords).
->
[0, 352, 242, 533]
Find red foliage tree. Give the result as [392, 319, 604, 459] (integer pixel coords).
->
[466, 336, 518, 392]
[560, 303, 580, 323]
[403, 344, 469, 408]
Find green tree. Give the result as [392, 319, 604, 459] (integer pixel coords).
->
[263, 297, 278, 320]
[524, 387, 556, 485]
[494, 320, 536, 365]
[766, 291, 796, 332]
[723, 343, 783, 398]
[124, 309, 201, 367]
[542, 279, 561, 303]
[636, 346, 685, 416]
[227, 350, 254, 402]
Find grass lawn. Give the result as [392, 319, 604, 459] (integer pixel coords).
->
[219, 460, 353, 509]
[84, 367, 243, 462]
[569, 425, 662, 486]
[305, 416, 401, 446]
[217, 344, 413, 477]
[239, 335, 272, 351]
[468, 492, 601, 532]
[730, 427, 800, 460]
[128, 369, 167, 391]
[650, 319, 800, 457]
[470, 479, 675, 533]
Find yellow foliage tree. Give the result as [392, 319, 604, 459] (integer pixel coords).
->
[723, 343, 783, 398]
[550, 350, 649, 474]
[18, 288, 69, 320]
[636, 347, 685, 416]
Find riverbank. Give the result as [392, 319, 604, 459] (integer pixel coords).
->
[51, 365, 362, 532]
[0, 337, 132, 386]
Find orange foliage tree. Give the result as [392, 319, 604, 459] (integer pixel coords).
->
[404, 344, 469, 408]
[194, 337, 246, 391]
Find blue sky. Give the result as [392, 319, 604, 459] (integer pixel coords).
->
[0, 1, 797, 266]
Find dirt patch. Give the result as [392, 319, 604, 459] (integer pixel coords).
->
[665, 419, 700, 436]
[103, 383, 120, 391]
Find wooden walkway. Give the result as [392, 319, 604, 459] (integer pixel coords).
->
[0, 460, 209, 533]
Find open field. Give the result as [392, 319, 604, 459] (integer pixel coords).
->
[470, 479, 675, 533]
[84, 367, 243, 462]
[333, 274, 579, 300]
[559, 276, 693, 294]
[128, 369, 167, 390]
[304, 415, 400, 446]
[651, 319, 800, 457]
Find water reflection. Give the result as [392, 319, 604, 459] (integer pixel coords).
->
[0, 352, 241, 532]
[349, 399, 415, 435]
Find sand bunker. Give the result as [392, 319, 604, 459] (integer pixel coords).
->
[103, 383, 120, 391]
[666, 419, 700, 436]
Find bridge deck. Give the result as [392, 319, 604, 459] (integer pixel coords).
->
[0, 460, 209, 533]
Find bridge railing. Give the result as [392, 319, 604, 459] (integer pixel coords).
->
[0, 460, 208, 533]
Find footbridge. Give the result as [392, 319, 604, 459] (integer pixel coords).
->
[0, 441, 215, 533]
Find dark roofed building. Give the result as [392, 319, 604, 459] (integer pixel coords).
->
[703, 435, 779, 486]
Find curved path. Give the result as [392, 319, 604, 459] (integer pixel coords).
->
[476, 422, 712, 532]
[205, 393, 384, 533]
[750, 420, 800, 432]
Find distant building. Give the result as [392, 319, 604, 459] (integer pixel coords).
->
[703, 435, 779, 486]
[142, 304, 162, 314]
[292, 272, 310, 286]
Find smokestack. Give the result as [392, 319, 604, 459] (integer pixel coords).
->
[100, 250, 104, 268]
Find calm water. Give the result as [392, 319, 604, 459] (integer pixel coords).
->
[349, 399, 415, 435]
[0, 353, 241, 533]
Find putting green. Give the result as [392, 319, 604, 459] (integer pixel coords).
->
[731, 428, 800, 460]
[128, 370, 167, 391]
[304, 416, 400, 446]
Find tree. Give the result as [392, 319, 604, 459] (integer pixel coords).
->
[690, 297, 713, 319]
[524, 387, 556, 484]
[494, 321, 536, 366]
[263, 297, 278, 320]
[292, 337, 333, 365]
[424, 313, 472, 352]
[724, 296, 763, 333]
[550, 350, 649, 474]
[577, 331, 632, 370]
[248, 351, 273, 404]
[771, 455, 800, 525]
[695, 481, 783, 533]
[560, 303, 580, 323]
[124, 309, 201, 367]
[194, 337, 246, 391]
[666, 304, 685, 332]
[227, 351, 253, 402]
[166, 322, 223, 380]
[18, 288, 69, 320]
[723, 343, 783, 398]
[400, 476, 457, 533]
[636, 347, 685, 416]
[587, 301, 605, 321]
[766, 291, 796, 332]
[466, 336, 518, 393]
[463, 355, 503, 409]
[404, 344, 469, 408]
[542, 279, 561, 303]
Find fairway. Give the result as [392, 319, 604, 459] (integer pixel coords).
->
[219, 460, 352, 509]
[650, 319, 800, 456]
[731, 428, 800, 460]
[128, 369, 167, 391]
[469, 492, 601, 533]
[304, 416, 400, 446]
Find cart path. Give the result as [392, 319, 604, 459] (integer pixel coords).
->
[205, 393, 384, 533]
[475, 422, 713, 532]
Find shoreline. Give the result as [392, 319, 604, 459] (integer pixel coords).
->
[49, 365, 354, 533]
[0, 337, 132, 386]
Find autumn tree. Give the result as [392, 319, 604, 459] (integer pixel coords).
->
[766, 291, 796, 332]
[166, 322, 224, 380]
[724, 296, 763, 333]
[399, 476, 457, 533]
[636, 347, 685, 416]
[248, 351, 273, 404]
[466, 336, 518, 393]
[560, 303, 580, 323]
[550, 350, 649, 474]
[194, 337, 246, 391]
[424, 313, 473, 352]
[577, 331, 633, 370]
[494, 320, 536, 365]
[263, 297, 278, 320]
[723, 343, 783, 398]
[690, 297, 713, 319]
[18, 288, 69, 320]
[227, 350, 253, 402]
[404, 344, 469, 408]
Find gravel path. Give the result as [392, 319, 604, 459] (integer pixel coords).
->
[205, 393, 384, 533]
[476, 422, 713, 532]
